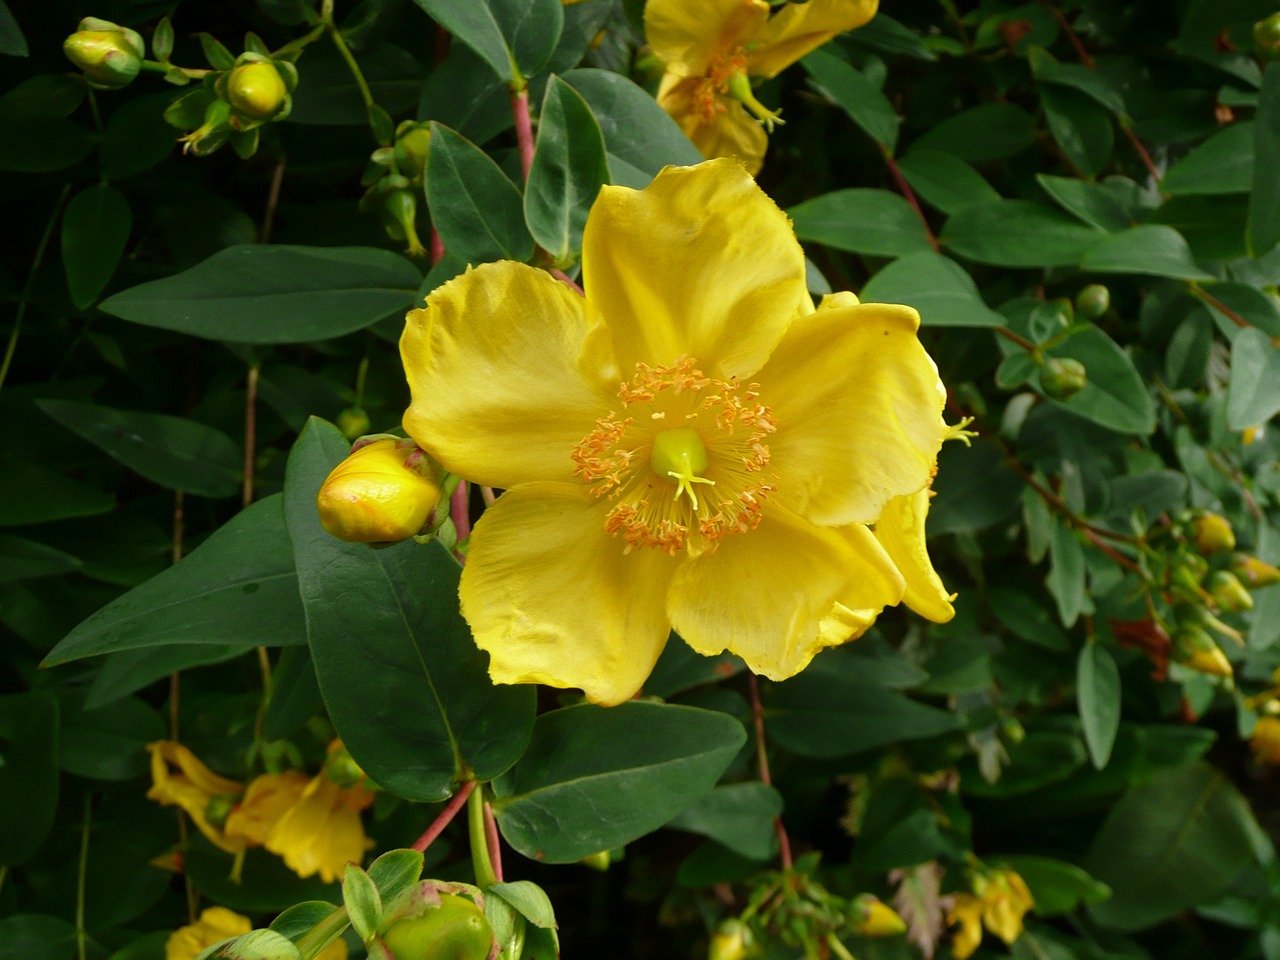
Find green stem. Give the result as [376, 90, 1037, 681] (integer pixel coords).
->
[273, 22, 327, 58]
[0, 184, 71, 393]
[138, 60, 211, 78]
[292, 906, 352, 960]
[467, 785, 498, 890]
[326, 24, 379, 139]
[76, 795, 92, 960]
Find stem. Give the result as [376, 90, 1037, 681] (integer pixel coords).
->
[172, 490, 185, 564]
[994, 325, 1037, 353]
[326, 24, 380, 141]
[549, 268, 584, 294]
[0, 184, 70, 393]
[75, 795, 91, 960]
[747, 674, 793, 871]
[260, 158, 286, 244]
[243, 364, 259, 509]
[467, 786, 499, 889]
[510, 87, 535, 181]
[882, 147, 939, 252]
[484, 802, 505, 883]
[1190, 283, 1250, 330]
[272, 22, 327, 58]
[412, 780, 476, 852]
[430, 227, 445, 266]
[451, 482, 472, 543]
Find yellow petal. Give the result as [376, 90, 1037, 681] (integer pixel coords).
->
[582, 159, 807, 378]
[668, 507, 901, 680]
[817, 601, 879, 647]
[874, 488, 956, 622]
[146, 742, 247, 855]
[748, 0, 879, 78]
[265, 775, 374, 884]
[757, 301, 948, 525]
[401, 262, 614, 488]
[224, 771, 310, 846]
[646, 0, 770, 76]
[460, 483, 679, 706]
[656, 74, 769, 173]
[166, 907, 253, 960]
[947, 895, 985, 960]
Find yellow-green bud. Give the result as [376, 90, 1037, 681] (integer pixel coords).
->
[1231, 553, 1280, 589]
[1192, 513, 1236, 555]
[316, 437, 441, 543]
[1172, 625, 1232, 677]
[395, 123, 432, 180]
[204, 793, 236, 829]
[1255, 12, 1280, 55]
[579, 850, 612, 871]
[849, 895, 907, 937]
[708, 919, 752, 960]
[1075, 284, 1110, 320]
[1208, 570, 1254, 613]
[380, 894, 494, 960]
[1040, 357, 1087, 401]
[384, 189, 426, 258]
[338, 407, 372, 440]
[324, 743, 368, 789]
[63, 19, 144, 90]
[226, 61, 288, 122]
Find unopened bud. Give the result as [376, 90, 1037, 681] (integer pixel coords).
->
[323, 742, 367, 789]
[708, 919, 752, 960]
[1232, 553, 1280, 589]
[1252, 715, 1280, 763]
[316, 437, 441, 543]
[1192, 512, 1236, 555]
[1208, 570, 1254, 613]
[337, 407, 372, 440]
[204, 793, 236, 829]
[1040, 357, 1087, 401]
[384, 189, 426, 258]
[226, 60, 288, 122]
[1075, 284, 1110, 320]
[1172, 625, 1233, 677]
[63, 19, 144, 89]
[849, 895, 907, 937]
[380, 893, 494, 960]
[395, 122, 432, 180]
[579, 850, 612, 871]
[1255, 12, 1280, 56]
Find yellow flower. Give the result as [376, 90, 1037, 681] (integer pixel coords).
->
[946, 894, 984, 960]
[400, 159, 950, 705]
[874, 485, 956, 623]
[947, 870, 1034, 959]
[1252, 715, 1280, 764]
[146, 741, 246, 855]
[647, 0, 878, 173]
[166, 906, 252, 960]
[317, 437, 442, 543]
[224, 771, 312, 846]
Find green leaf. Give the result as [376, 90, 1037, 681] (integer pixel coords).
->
[0, 533, 80, 584]
[989, 585, 1070, 651]
[43, 495, 305, 665]
[0, 1, 28, 57]
[942, 200, 1103, 267]
[1030, 52, 1126, 114]
[861, 251, 1003, 327]
[284, 419, 534, 802]
[100, 245, 422, 344]
[1162, 122, 1254, 195]
[1249, 65, 1280, 256]
[411, 0, 563, 82]
[0, 693, 59, 866]
[37, 399, 240, 498]
[790, 189, 932, 258]
[1047, 519, 1086, 628]
[102, 93, 186, 179]
[524, 76, 608, 265]
[367, 849, 425, 903]
[1077, 644, 1121, 769]
[666, 783, 782, 861]
[186, 839, 339, 913]
[910, 102, 1036, 162]
[1035, 175, 1131, 232]
[85, 644, 247, 709]
[492, 701, 745, 863]
[489, 881, 557, 932]
[342, 865, 382, 942]
[270, 902, 344, 943]
[1085, 763, 1262, 930]
[562, 69, 701, 188]
[1041, 85, 1114, 178]
[1080, 225, 1216, 280]
[1044, 326, 1157, 435]
[802, 49, 899, 152]
[928, 438, 1023, 535]
[287, 43, 425, 126]
[1226, 326, 1280, 429]
[1000, 855, 1112, 916]
[896, 150, 999, 215]
[0, 916, 76, 960]
[57, 692, 164, 781]
[60, 184, 131, 310]
[426, 122, 534, 264]
[0, 118, 94, 172]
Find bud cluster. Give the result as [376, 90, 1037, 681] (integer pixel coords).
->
[362, 121, 435, 257]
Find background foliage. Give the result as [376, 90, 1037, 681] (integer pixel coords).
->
[3, 0, 1280, 958]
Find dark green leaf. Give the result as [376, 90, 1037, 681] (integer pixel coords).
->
[896, 150, 999, 215]
[861, 251, 1003, 327]
[1080, 225, 1215, 280]
[0, 534, 80, 584]
[102, 93, 185, 179]
[0, 117, 94, 172]
[1163, 122, 1254, 195]
[288, 43, 425, 125]
[1078, 644, 1121, 769]
[185, 839, 339, 913]
[790, 189, 932, 258]
[100, 245, 421, 344]
[942, 200, 1103, 267]
[910, 103, 1036, 162]
[1041, 85, 1114, 178]
[284, 419, 534, 802]
[0, 693, 59, 866]
[418, 45, 511, 146]
[57, 693, 165, 781]
[0, 1, 28, 57]
[1031, 53, 1126, 113]
[1047, 520, 1086, 628]
[929, 438, 1023, 535]
[666, 783, 782, 861]
[1036, 175, 1130, 232]
[0, 915, 76, 960]
[61, 184, 132, 309]
[0, 74, 83, 121]
[989, 585, 1070, 651]
[1045, 326, 1157, 435]
[1249, 65, 1280, 256]
[802, 49, 899, 152]
[411, 0, 563, 81]
[37, 399, 240, 498]
[85, 644, 246, 709]
[426, 122, 534, 264]
[1226, 327, 1280, 429]
[1000, 855, 1112, 916]
[43, 495, 305, 665]
[492, 701, 745, 862]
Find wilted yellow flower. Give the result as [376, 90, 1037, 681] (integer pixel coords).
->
[166, 906, 252, 960]
[947, 894, 984, 960]
[947, 870, 1034, 960]
[1252, 716, 1280, 764]
[647, 0, 878, 173]
[224, 771, 312, 846]
[146, 742, 246, 855]
[317, 437, 442, 543]
[400, 159, 950, 705]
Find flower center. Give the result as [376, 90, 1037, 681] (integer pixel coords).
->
[572, 358, 777, 556]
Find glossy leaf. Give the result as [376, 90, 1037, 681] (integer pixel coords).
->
[942, 199, 1103, 267]
[0, 915, 76, 960]
[1036, 175, 1130, 232]
[0, 534, 80, 584]
[1080, 225, 1215, 280]
[896, 150, 999, 215]
[802, 49, 899, 151]
[1001, 855, 1112, 916]
[1078, 643, 1121, 769]
[411, 0, 563, 82]
[1249, 66, 1280, 256]
[861, 250, 1003, 327]
[1226, 326, 1280, 429]
[61, 184, 131, 310]
[284, 419, 534, 802]
[910, 102, 1036, 162]
[1045, 325, 1157, 435]
[100, 245, 422, 344]
[1047, 519, 1086, 628]
[790, 189, 932, 258]
[666, 783, 782, 861]
[1041, 84, 1114, 177]
[492, 701, 745, 862]
[1162, 122, 1254, 195]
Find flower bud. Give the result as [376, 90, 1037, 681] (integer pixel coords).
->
[1192, 512, 1236, 555]
[226, 61, 289, 122]
[1208, 570, 1254, 613]
[1172, 625, 1232, 677]
[1252, 715, 1280, 764]
[1231, 553, 1280, 589]
[1040, 357, 1087, 401]
[708, 919, 752, 960]
[317, 438, 441, 543]
[323, 741, 367, 789]
[1075, 284, 1110, 320]
[384, 189, 427, 258]
[380, 894, 494, 960]
[338, 407, 372, 441]
[849, 895, 907, 937]
[395, 122, 432, 180]
[63, 19, 145, 90]
[204, 793, 237, 829]
[1255, 12, 1280, 56]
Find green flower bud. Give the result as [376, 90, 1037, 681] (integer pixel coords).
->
[1231, 553, 1280, 588]
[338, 407, 372, 440]
[395, 122, 432, 180]
[226, 60, 288, 122]
[384, 189, 426, 259]
[380, 894, 494, 960]
[1171, 625, 1232, 677]
[708, 919, 752, 960]
[1255, 12, 1280, 55]
[1075, 284, 1110, 320]
[1040, 357, 1087, 401]
[63, 19, 145, 90]
[1208, 570, 1254, 613]
[1192, 512, 1236, 555]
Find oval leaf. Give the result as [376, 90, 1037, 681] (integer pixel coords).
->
[1080, 225, 1215, 280]
[861, 251, 1003, 327]
[942, 199, 1104, 267]
[790, 188, 932, 258]
[411, 0, 563, 82]
[1077, 643, 1121, 769]
[61, 183, 132, 309]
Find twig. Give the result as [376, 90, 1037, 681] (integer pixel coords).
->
[243, 364, 259, 508]
[747, 674, 793, 871]
[510, 87, 536, 180]
[412, 780, 476, 852]
[484, 801, 505, 883]
[881, 147, 940, 252]
[260, 158, 286, 244]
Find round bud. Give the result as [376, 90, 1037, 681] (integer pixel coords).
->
[1039, 357, 1087, 401]
[1075, 284, 1110, 320]
[226, 61, 288, 121]
[1207, 570, 1254, 613]
[317, 438, 441, 543]
[1231, 553, 1280, 588]
[63, 25, 144, 89]
[1191, 512, 1236, 555]
[338, 407, 372, 440]
[380, 894, 494, 960]
[395, 123, 433, 180]
[1255, 12, 1280, 55]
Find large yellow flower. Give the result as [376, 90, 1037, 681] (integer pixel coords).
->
[400, 159, 950, 705]
[146, 741, 246, 855]
[647, 0, 879, 173]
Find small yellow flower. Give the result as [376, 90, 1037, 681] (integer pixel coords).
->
[1252, 715, 1280, 764]
[146, 742, 246, 855]
[166, 906, 252, 960]
[946, 894, 984, 960]
[947, 870, 1034, 959]
[400, 159, 951, 705]
[224, 771, 312, 846]
[646, 0, 878, 173]
[317, 437, 442, 543]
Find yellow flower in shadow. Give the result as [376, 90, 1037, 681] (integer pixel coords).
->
[1251, 715, 1280, 764]
[166, 907, 251, 960]
[947, 870, 1035, 959]
[646, 0, 878, 173]
[400, 159, 952, 705]
[146, 741, 246, 855]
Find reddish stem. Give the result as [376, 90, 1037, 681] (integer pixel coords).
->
[882, 148, 940, 253]
[483, 802, 505, 882]
[510, 87, 535, 181]
[550, 268, 584, 294]
[747, 674, 793, 871]
[430, 226, 445, 267]
[412, 780, 476, 852]
[451, 482, 472, 543]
